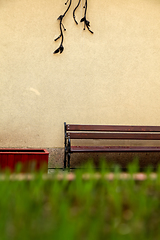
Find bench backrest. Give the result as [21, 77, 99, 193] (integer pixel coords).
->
[65, 123, 160, 140]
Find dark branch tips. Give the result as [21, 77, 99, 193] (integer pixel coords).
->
[53, 48, 60, 54]
[54, 0, 93, 54]
[53, 45, 64, 54]
[80, 17, 85, 22]
[57, 15, 63, 20]
[59, 45, 64, 54]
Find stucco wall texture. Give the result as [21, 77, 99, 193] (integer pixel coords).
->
[1, 0, 160, 151]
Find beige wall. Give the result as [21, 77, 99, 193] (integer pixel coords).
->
[1, 0, 160, 148]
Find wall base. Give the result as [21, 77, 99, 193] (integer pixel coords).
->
[48, 148, 160, 169]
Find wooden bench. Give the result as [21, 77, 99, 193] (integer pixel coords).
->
[64, 122, 160, 169]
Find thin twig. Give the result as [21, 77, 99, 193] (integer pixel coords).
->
[80, 0, 93, 34]
[53, 0, 72, 54]
[73, 0, 81, 25]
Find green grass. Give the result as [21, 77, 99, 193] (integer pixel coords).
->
[0, 161, 160, 239]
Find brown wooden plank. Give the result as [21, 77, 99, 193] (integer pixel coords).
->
[67, 132, 160, 140]
[71, 146, 160, 153]
[66, 125, 160, 132]
[66, 124, 160, 132]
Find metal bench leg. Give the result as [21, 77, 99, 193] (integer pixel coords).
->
[64, 122, 67, 170]
[67, 138, 71, 171]
[68, 153, 70, 171]
[64, 150, 67, 169]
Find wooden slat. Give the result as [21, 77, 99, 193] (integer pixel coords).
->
[66, 124, 160, 132]
[67, 132, 160, 140]
[71, 146, 160, 153]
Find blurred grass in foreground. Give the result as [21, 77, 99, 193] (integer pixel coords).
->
[0, 161, 160, 239]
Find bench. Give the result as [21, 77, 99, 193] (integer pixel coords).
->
[64, 122, 160, 169]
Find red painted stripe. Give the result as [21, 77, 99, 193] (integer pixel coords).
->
[1, 154, 8, 170]
[8, 155, 15, 172]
